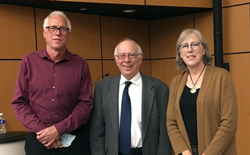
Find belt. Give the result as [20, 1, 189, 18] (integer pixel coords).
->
[119, 148, 142, 155]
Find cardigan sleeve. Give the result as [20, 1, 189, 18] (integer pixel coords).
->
[203, 71, 238, 155]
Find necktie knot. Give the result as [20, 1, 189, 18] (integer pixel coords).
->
[125, 81, 132, 88]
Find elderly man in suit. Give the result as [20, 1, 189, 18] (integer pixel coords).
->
[90, 38, 172, 155]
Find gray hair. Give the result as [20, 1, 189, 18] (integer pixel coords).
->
[114, 38, 142, 56]
[43, 11, 72, 32]
[176, 29, 213, 70]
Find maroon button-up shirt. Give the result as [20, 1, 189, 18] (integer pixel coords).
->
[12, 49, 93, 136]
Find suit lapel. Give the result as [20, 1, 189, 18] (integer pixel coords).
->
[107, 75, 121, 139]
[141, 74, 154, 141]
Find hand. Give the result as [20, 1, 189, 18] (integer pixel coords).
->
[47, 139, 62, 149]
[36, 126, 60, 148]
[182, 149, 192, 155]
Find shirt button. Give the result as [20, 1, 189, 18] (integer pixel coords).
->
[54, 74, 56, 77]
[51, 112, 54, 114]
[52, 99, 54, 101]
[53, 86, 55, 89]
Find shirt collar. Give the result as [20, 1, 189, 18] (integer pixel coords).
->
[120, 72, 141, 86]
[39, 49, 73, 61]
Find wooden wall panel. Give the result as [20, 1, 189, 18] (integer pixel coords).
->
[0, 61, 27, 131]
[35, 9, 53, 52]
[222, 4, 250, 53]
[58, 0, 144, 5]
[35, 9, 101, 59]
[139, 60, 151, 76]
[101, 16, 150, 59]
[222, 0, 250, 7]
[194, 11, 214, 55]
[151, 59, 182, 86]
[146, 0, 212, 8]
[67, 13, 101, 59]
[224, 54, 250, 155]
[87, 60, 102, 87]
[102, 60, 120, 78]
[0, 4, 36, 59]
[150, 14, 193, 59]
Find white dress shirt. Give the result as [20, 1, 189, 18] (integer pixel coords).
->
[119, 72, 142, 148]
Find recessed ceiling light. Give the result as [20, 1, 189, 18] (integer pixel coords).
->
[123, 9, 136, 13]
[80, 8, 87, 11]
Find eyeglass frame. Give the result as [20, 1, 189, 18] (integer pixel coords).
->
[45, 26, 70, 35]
[178, 42, 201, 52]
[115, 53, 142, 60]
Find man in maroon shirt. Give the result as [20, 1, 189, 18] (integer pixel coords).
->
[12, 11, 93, 155]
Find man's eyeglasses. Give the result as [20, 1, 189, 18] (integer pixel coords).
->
[115, 53, 141, 60]
[45, 26, 69, 35]
[179, 42, 201, 51]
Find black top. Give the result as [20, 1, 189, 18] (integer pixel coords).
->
[0, 131, 28, 143]
[180, 85, 199, 146]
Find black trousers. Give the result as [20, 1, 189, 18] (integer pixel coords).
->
[119, 148, 142, 155]
[25, 121, 90, 155]
[191, 145, 199, 155]
[178, 145, 198, 155]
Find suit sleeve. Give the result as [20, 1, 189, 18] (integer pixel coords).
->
[157, 85, 172, 155]
[203, 72, 238, 155]
[89, 85, 106, 155]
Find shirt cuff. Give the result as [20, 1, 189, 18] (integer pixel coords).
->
[54, 122, 68, 136]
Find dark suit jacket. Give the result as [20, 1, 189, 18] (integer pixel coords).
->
[90, 72, 172, 155]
